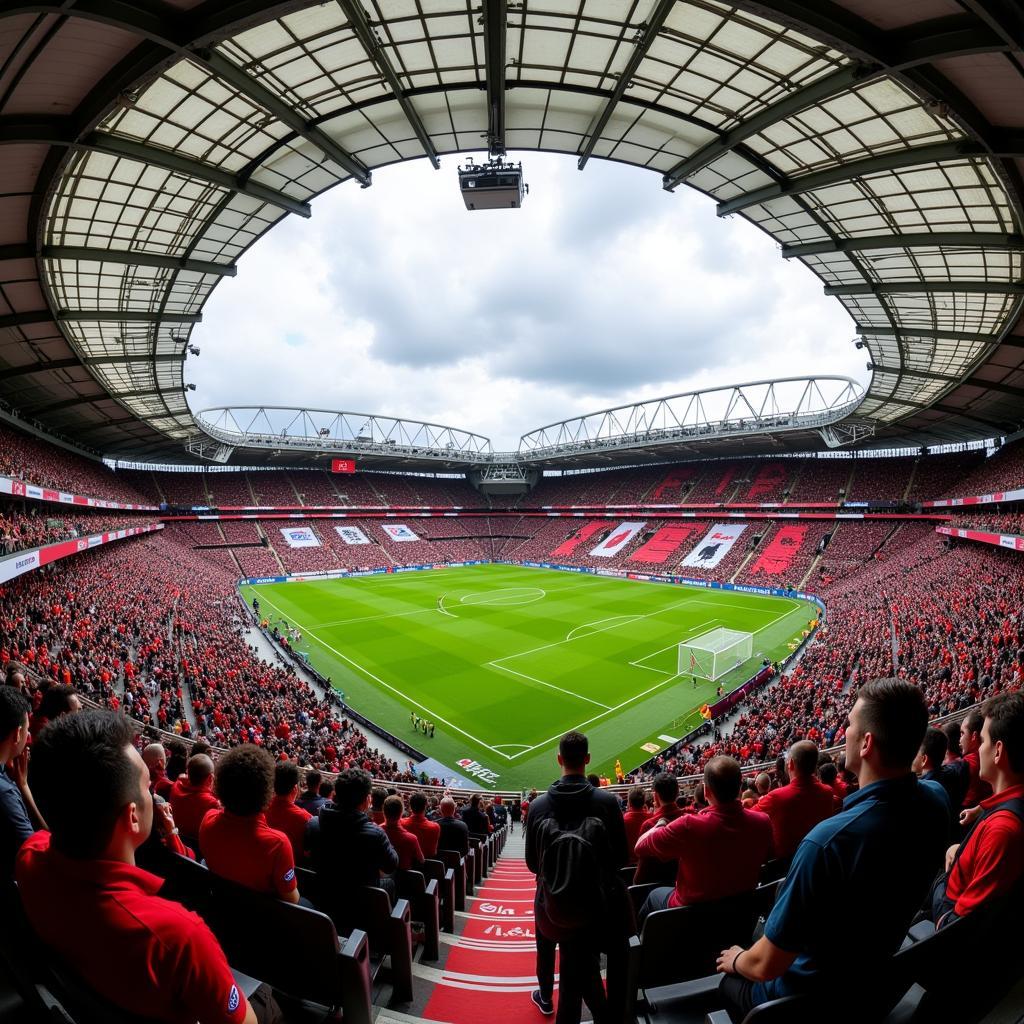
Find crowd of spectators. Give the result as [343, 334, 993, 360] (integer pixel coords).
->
[947, 512, 1024, 536]
[0, 506, 155, 555]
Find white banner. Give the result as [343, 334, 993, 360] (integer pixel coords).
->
[335, 525, 370, 546]
[680, 522, 747, 569]
[589, 521, 646, 558]
[279, 526, 320, 548]
[382, 524, 419, 542]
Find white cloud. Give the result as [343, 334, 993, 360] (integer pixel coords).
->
[189, 153, 866, 450]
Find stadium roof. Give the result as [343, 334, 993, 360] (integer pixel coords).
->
[0, 0, 1022, 466]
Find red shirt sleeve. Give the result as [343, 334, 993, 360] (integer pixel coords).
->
[161, 912, 248, 1024]
[950, 813, 1024, 917]
[271, 835, 298, 899]
[634, 817, 688, 861]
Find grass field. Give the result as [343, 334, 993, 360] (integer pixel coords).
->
[241, 565, 816, 789]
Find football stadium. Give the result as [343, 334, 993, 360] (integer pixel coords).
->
[1, 2, 1024, 1023]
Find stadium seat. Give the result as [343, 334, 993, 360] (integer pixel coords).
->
[437, 849, 468, 909]
[395, 868, 441, 960]
[421, 857, 457, 932]
[203, 871, 374, 1024]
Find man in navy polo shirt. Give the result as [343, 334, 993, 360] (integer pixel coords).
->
[1, 687, 44, 879]
[716, 678, 948, 1017]
[17, 709, 279, 1023]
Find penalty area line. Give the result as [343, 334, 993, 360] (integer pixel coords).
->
[252, 591, 514, 762]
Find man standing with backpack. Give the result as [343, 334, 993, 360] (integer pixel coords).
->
[525, 731, 629, 1023]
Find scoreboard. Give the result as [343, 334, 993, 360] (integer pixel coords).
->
[331, 458, 356, 474]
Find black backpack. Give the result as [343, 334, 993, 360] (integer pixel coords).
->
[537, 815, 610, 930]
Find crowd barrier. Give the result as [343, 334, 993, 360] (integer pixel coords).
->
[936, 524, 1024, 552]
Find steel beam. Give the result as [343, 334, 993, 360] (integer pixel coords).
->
[55, 310, 203, 323]
[577, 0, 677, 171]
[870, 364, 959, 383]
[0, 310, 53, 329]
[856, 325, 997, 343]
[334, 0, 438, 170]
[193, 48, 371, 186]
[80, 353, 186, 366]
[0, 244, 32, 262]
[783, 232, 1024, 259]
[22, 394, 112, 417]
[717, 140, 1008, 217]
[43, 246, 237, 277]
[0, 359, 82, 381]
[826, 281, 1024, 296]
[481, 0, 507, 157]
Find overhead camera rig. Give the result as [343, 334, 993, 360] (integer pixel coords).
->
[458, 157, 529, 210]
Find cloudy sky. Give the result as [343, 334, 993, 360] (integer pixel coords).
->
[189, 153, 866, 451]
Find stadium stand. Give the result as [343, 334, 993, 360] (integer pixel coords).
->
[846, 457, 917, 501]
[736, 522, 831, 585]
[786, 458, 853, 503]
[932, 438, 1024, 499]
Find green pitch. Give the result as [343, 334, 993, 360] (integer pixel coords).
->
[241, 565, 816, 789]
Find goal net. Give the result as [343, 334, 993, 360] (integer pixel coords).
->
[678, 627, 754, 681]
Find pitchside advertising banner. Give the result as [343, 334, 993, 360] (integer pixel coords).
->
[382, 524, 419, 542]
[589, 521, 646, 557]
[680, 522, 747, 568]
[0, 474, 158, 511]
[280, 526, 320, 548]
[335, 525, 370, 545]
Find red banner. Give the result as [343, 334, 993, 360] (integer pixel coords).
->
[331, 458, 357, 474]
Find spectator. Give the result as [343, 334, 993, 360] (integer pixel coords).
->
[164, 737, 189, 783]
[715, 679, 949, 1017]
[368, 786, 387, 825]
[623, 786, 649, 864]
[754, 772, 772, 802]
[635, 757, 772, 920]
[755, 740, 840, 861]
[635, 772, 685, 884]
[29, 684, 81, 736]
[17, 709, 276, 1023]
[460, 793, 491, 836]
[509, 797, 521, 831]
[960, 710, 993, 808]
[437, 796, 470, 856]
[401, 791, 440, 857]
[265, 760, 312, 865]
[309, 768, 398, 907]
[913, 726, 966, 812]
[491, 794, 508, 829]
[525, 731, 629, 1024]
[296, 769, 327, 815]
[200, 745, 299, 904]
[168, 753, 220, 852]
[943, 720, 963, 764]
[4, 664, 28, 693]
[1, 687, 42, 878]
[932, 693, 1024, 926]
[142, 743, 173, 800]
[382, 795, 423, 869]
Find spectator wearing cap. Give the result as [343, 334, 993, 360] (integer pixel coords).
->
[932, 693, 1024, 926]
[623, 786, 649, 865]
[1, 687, 44, 878]
[716, 679, 949, 1017]
[296, 769, 327, 815]
[756, 740, 840, 861]
[17, 709, 277, 1023]
[200, 745, 300, 904]
[401, 791, 441, 857]
[382, 796, 424, 869]
[169, 753, 219, 853]
[265, 760, 312, 865]
[636, 757, 772, 920]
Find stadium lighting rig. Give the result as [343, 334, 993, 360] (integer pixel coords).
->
[458, 157, 529, 210]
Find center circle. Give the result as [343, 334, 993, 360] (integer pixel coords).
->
[458, 587, 546, 608]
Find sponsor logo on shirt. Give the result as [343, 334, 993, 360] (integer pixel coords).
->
[227, 985, 240, 1013]
[283, 868, 295, 882]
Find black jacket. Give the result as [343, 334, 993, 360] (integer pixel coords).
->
[309, 807, 398, 891]
[437, 815, 470, 855]
[461, 805, 490, 836]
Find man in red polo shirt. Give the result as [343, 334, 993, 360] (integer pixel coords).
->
[756, 741, 840, 861]
[959, 709, 993, 808]
[401, 791, 440, 857]
[382, 795, 424, 869]
[200, 745, 300, 904]
[16, 709, 276, 1023]
[169, 753, 220, 853]
[265, 760, 312, 864]
[934, 693, 1024, 924]
[635, 756, 772, 920]
[635, 773, 686, 883]
[623, 786, 649, 865]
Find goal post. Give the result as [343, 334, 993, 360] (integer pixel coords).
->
[678, 627, 754, 681]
